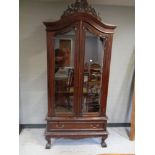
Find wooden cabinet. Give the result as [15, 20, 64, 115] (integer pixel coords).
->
[44, 0, 116, 149]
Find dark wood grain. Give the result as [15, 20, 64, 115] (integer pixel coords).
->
[100, 35, 114, 116]
[46, 32, 55, 117]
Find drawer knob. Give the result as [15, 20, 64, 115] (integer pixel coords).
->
[56, 124, 64, 129]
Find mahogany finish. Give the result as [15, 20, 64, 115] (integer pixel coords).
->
[44, 0, 116, 149]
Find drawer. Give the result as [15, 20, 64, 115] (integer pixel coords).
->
[47, 122, 105, 130]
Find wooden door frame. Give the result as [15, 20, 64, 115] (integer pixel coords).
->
[44, 12, 116, 118]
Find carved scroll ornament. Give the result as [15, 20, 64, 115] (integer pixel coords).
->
[61, 0, 101, 20]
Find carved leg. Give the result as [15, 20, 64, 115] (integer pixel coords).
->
[101, 136, 107, 148]
[45, 136, 51, 149]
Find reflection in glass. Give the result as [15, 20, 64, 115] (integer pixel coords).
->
[54, 31, 75, 113]
[82, 31, 105, 113]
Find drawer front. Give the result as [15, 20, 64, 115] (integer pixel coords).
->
[48, 122, 105, 130]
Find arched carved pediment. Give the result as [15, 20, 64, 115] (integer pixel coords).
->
[44, 0, 116, 34]
[44, 13, 116, 34]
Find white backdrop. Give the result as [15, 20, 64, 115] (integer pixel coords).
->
[19, 0, 135, 124]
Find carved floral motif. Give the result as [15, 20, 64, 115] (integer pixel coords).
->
[61, 0, 101, 20]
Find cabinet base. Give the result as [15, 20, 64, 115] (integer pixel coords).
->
[45, 130, 108, 149]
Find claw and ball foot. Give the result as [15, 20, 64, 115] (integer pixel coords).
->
[45, 137, 51, 149]
[101, 136, 107, 148]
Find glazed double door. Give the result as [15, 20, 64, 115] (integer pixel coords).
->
[49, 21, 107, 117]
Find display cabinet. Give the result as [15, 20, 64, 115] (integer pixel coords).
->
[44, 0, 116, 149]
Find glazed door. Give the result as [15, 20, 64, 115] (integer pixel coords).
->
[50, 26, 80, 116]
[79, 23, 107, 116]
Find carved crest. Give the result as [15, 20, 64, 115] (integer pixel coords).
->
[61, 0, 101, 20]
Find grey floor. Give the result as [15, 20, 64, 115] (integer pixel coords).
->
[19, 128, 135, 155]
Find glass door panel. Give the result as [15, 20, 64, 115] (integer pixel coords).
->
[82, 30, 105, 113]
[54, 30, 75, 113]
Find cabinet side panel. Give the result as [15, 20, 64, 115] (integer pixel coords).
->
[47, 32, 55, 116]
[100, 35, 113, 116]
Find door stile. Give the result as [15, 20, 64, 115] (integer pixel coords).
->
[77, 21, 86, 116]
[73, 23, 81, 116]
